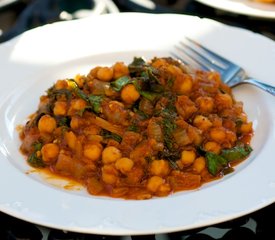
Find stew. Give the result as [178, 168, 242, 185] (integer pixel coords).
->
[19, 57, 253, 199]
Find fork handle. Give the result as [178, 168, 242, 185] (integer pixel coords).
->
[243, 78, 275, 96]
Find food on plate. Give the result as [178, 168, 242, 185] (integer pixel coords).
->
[19, 57, 253, 199]
[252, 0, 275, 3]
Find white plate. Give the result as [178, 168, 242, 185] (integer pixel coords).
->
[195, 0, 275, 19]
[0, 13, 275, 235]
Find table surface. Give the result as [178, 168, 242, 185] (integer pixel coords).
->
[0, 0, 274, 239]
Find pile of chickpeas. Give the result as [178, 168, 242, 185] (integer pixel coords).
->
[20, 57, 253, 199]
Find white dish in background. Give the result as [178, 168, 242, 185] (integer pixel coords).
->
[0, 13, 275, 235]
[195, 0, 275, 19]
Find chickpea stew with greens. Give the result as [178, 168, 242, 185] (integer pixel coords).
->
[19, 57, 253, 200]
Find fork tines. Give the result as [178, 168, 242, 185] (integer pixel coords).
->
[173, 37, 229, 73]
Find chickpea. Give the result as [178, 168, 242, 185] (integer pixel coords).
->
[181, 150, 196, 165]
[87, 135, 103, 143]
[92, 66, 101, 76]
[101, 165, 118, 184]
[83, 143, 103, 161]
[207, 71, 221, 83]
[55, 80, 68, 90]
[223, 119, 236, 131]
[96, 67, 113, 82]
[102, 173, 117, 185]
[149, 159, 170, 177]
[102, 146, 122, 164]
[38, 115, 57, 133]
[193, 157, 206, 173]
[204, 141, 221, 154]
[226, 130, 237, 144]
[193, 115, 212, 131]
[240, 122, 253, 133]
[210, 116, 223, 127]
[83, 125, 101, 135]
[192, 127, 203, 146]
[121, 84, 140, 104]
[215, 93, 233, 109]
[67, 99, 87, 115]
[53, 101, 67, 116]
[70, 116, 81, 129]
[157, 183, 171, 196]
[87, 66, 100, 80]
[151, 58, 167, 68]
[65, 131, 77, 150]
[147, 176, 164, 193]
[167, 65, 182, 75]
[41, 143, 59, 163]
[209, 128, 226, 142]
[238, 113, 247, 123]
[195, 96, 214, 113]
[173, 74, 193, 95]
[115, 157, 134, 174]
[74, 74, 85, 88]
[113, 62, 129, 79]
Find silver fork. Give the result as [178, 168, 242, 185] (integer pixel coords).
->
[172, 38, 275, 96]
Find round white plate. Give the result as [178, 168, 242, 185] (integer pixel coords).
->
[195, 0, 275, 19]
[0, 13, 275, 235]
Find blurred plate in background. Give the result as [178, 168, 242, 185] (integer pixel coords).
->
[194, 0, 275, 18]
